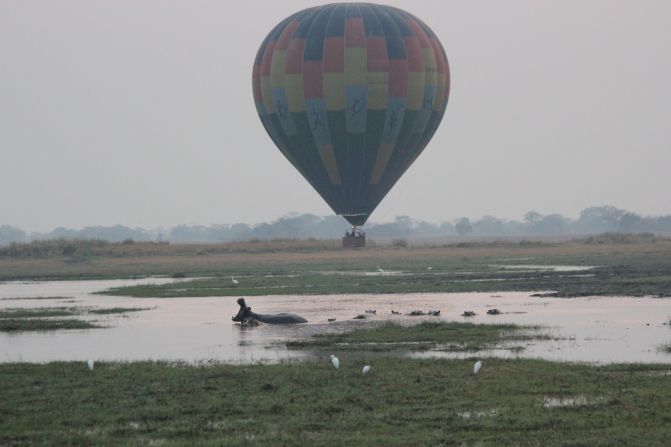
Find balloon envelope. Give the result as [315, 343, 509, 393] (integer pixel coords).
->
[252, 3, 450, 226]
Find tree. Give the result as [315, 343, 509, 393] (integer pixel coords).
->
[472, 216, 505, 235]
[577, 206, 626, 233]
[455, 218, 472, 236]
[618, 212, 643, 233]
[0, 225, 26, 246]
[439, 222, 455, 235]
[524, 211, 543, 225]
[536, 214, 569, 234]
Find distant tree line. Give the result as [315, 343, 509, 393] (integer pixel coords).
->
[1, 206, 671, 246]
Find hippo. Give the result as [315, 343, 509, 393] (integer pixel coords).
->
[231, 298, 307, 325]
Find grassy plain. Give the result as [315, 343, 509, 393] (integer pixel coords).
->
[84, 235, 671, 298]
[1, 358, 671, 446]
[2, 235, 670, 297]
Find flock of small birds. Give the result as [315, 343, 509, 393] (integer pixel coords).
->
[344, 309, 443, 320]
[408, 310, 441, 317]
[334, 307, 505, 321]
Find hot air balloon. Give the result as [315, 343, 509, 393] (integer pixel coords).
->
[252, 3, 450, 240]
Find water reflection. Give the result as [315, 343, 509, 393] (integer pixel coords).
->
[0, 278, 670, 364]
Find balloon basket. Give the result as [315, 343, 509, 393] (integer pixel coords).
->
[342, 231, 366, 249]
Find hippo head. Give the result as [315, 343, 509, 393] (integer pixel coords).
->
[232, 298, 253, 322]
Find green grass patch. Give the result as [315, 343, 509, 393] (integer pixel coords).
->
[1, 237, 671, 298]
[287, 321, 550, 352]
[1, 359, 670, 446]
[0, 307, 150, 319]
[88, 307, 150, 315]
[0, 307, 78, 318]
[2, 237, 671, 299]
[97, 244, 671, 298]
[0, 318, 99, 332]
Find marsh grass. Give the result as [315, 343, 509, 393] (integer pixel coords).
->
[101, 254, 671, 298]
[0, 318, 98, 332]
[0, 306, 150, 319]
[88, 307, 151, 315]
[2, 238, 671, 301]
[1, 359, 670, 446]
[0, 307, 78, 318]
[286, 321, 551, 352]
[62, 238, 671, 299]
[0, 296, 72, 301]
[0, 307, 147, 331]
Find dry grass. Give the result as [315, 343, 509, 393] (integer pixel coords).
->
[1, 238, 669, 281]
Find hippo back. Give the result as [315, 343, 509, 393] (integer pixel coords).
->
[257, 313, 307, 324]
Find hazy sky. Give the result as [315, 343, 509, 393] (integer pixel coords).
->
[2, 1, 670, 232]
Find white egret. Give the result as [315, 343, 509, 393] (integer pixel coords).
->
[427, 266, 433, 271]
[362, 365, 371, 375]
[231, 276, 239, 285]
[330, 354, 340, 369]
[474, 360, 482, 375]
[376, 266, 384, 273]
[87, 359, 94, 371]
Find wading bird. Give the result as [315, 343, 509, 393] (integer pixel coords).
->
[231, 276, 239, 285]
[362, 365, 371, 375]
[87, 359, 94, 371]
[330, 354, 340, 369]
[474, 361, 482, 375]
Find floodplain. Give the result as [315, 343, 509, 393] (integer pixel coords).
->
[1, 235, 671, 445]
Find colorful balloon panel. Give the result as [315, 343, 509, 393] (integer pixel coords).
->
[252, 3, 450, 226]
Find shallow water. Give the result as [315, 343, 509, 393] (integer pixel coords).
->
[0, 278, 669, 364]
